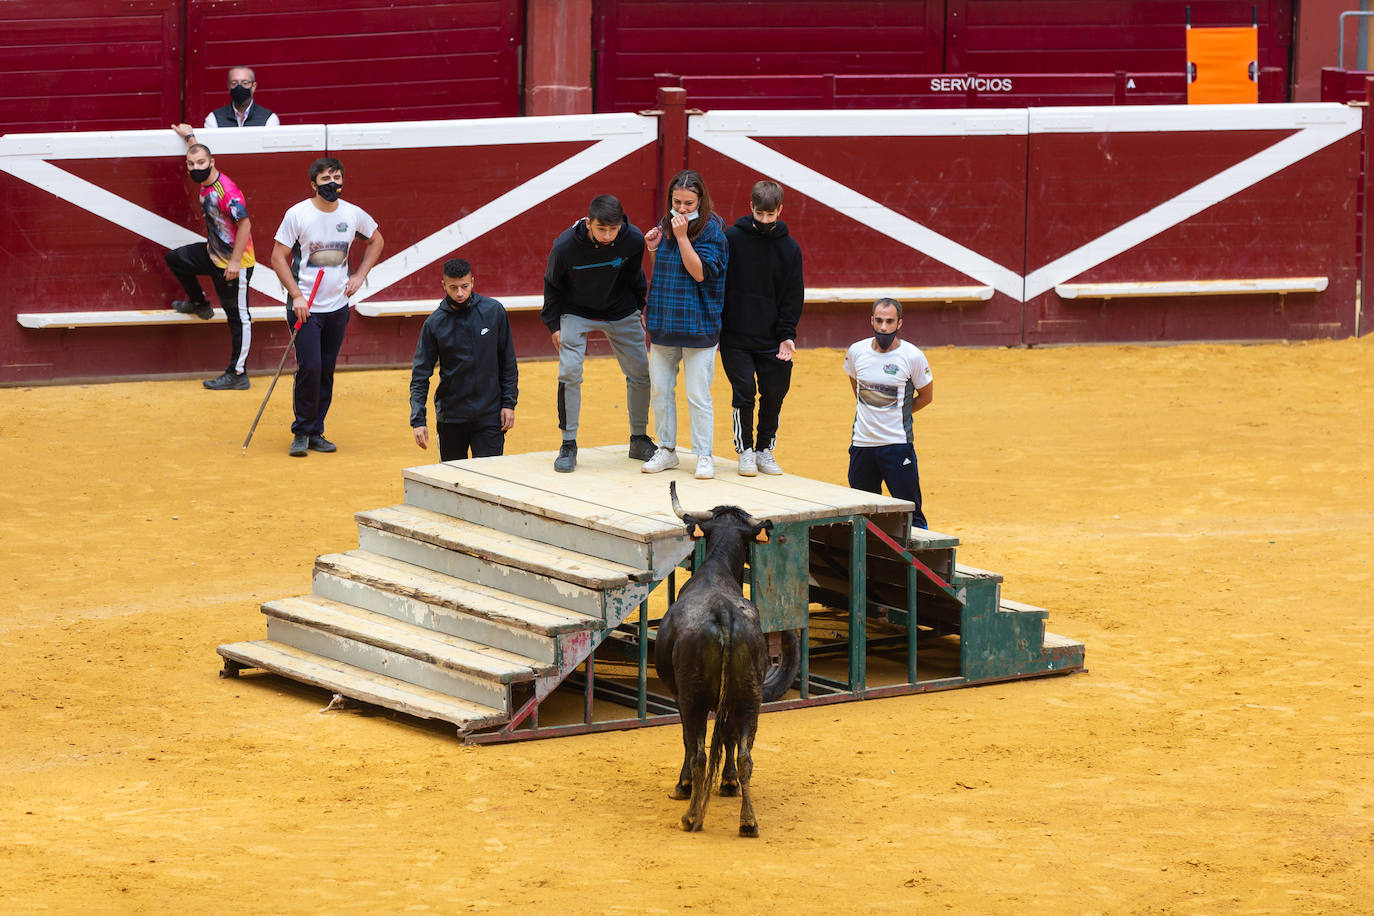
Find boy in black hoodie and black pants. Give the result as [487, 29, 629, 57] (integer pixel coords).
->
[410, 258, 518, 461]
[721, 180, 805, 476]
[541, 194, 656, 473]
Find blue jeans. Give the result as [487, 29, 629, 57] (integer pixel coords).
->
[649, 344, 716, 458]
[848, 442, 927, 529]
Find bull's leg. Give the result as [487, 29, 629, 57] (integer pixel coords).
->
[670, 726, 693, 800]
[679, 696, 710, 832]
[737, 717, 760, 837]
[720, 741, 739, 796]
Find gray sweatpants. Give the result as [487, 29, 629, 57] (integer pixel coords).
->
[557, 311, 651, 441]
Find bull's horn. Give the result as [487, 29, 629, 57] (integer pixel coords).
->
[669, 481, 688, 520]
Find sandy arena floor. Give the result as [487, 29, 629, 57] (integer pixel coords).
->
[2, 337, 1372, 913]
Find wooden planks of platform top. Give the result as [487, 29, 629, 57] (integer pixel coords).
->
[403, 445, 916, 578]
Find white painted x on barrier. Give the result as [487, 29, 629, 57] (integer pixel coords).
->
[0, 114, 659, 306]
[689, 105, 1361, 303]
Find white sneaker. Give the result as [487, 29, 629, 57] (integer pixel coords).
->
[695, 456, 714, 479]
[641, 447, 679, 473]
[756, 448, 783, 475]
[737, 449, 757, 476]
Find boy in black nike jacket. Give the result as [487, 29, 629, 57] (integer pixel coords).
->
[721, 180, 804, 476]
[410, 258, 518, 461]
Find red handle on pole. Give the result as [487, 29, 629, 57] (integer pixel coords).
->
[295, 268, 326, 330]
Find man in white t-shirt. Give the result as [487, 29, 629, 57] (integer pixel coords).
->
[842, 297, 934, 528]
[270, 157, 384, 457]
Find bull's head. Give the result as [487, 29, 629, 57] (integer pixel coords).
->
[669, 481, 772, 544]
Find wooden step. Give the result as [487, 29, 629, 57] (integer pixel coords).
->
[263, 596, 546, 708]
[403, 463, 685, 576]
[1043, 631, 1083, 650]
[216, 640, 507, 732]
[314, 550, 601, 663]
[353, 513, 617, 618]
[954, 563, 1004, 584]
[357, 505, 646, 588]
[999, 598, 1049, 619]
[906, 528, 961, 550]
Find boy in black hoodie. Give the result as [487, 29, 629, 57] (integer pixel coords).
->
[721, 180, 804, 476]
[410, 258, 518, 461]
[541, 194, 655, 472]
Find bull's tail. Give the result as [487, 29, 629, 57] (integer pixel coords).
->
[703, 613, 735, 811]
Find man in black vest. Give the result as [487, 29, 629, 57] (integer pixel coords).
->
[195, 66, 280, 130]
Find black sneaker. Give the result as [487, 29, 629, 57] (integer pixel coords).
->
[203, 371, 249, 390]
[308, 434, 337, 453]
[628, 434, 656, 461]
[554, 439, 577, 473]
[289, 434, 309, 457]
[172, 299, 214, 321]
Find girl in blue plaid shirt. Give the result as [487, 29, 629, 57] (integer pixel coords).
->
[641, 170, 729, 479]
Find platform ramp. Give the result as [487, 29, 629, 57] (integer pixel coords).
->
[219, 446, 690, 734]
[219, 446, 1085, 739]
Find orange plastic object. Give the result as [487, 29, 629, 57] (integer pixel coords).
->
[1187, 26, 1259, 104]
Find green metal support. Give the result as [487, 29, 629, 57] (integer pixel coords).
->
[907, 557, 918, 685]
[584, 652, 594, 724]
[848, 516, 866, 692]
[637, 599, 649, 720]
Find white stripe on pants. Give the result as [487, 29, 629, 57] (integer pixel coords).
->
[649, 344, 716, 457]
[231, 274, 252, 375]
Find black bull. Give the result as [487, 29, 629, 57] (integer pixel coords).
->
[653, 482, 801, 835]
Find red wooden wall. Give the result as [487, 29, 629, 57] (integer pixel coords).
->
[593, 0, 1294, 112]
[0, 0, 1311, 135]
[0, 0, 184, 133]
[184, 0, 523, 125]
[0, 0, 523, 135]
[592, 0, 946, 113]
[5, 101, 1357, 384]
[946, 0, 1291, 73]
[0, 118, 658, 384]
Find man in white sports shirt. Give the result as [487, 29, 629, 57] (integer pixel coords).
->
[842, 297, 934, 529]
[270, 157, 384, 457]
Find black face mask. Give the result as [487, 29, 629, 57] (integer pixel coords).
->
[874, 330, 899, 350]
[752, 219, 776, 235]
[230, 85, 253, 106]
[315, 181, 342, 202]
[188, 166, 212, 183]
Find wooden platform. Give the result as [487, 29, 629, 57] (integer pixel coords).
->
[218, 445, 1085, 742]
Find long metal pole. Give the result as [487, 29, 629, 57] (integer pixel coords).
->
[241, 269, 324, 454]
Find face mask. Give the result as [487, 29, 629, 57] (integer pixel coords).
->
[315, 181, 342, 202]
[752, 219, 775, 234]
[188, 166, 212, 183]
[670, 209, 699, 224]
[874, 330, 899, 350]
[229, 84, 253, 106]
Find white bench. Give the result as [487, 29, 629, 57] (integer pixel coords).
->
[1054, 277, 1328, 300]
[18, 285, 995, 329]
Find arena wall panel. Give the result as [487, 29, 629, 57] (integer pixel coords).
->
[1020, 104, 1360, 343]
[687, 109, 1030, 348]
[184, 0, 523, 124]
[1, 104, 1362, 383]
[0, 0, 184, 134]
[946, 0, 1291, 74]
[592, 0, 944, 113]
[0, 116, 658, 383]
